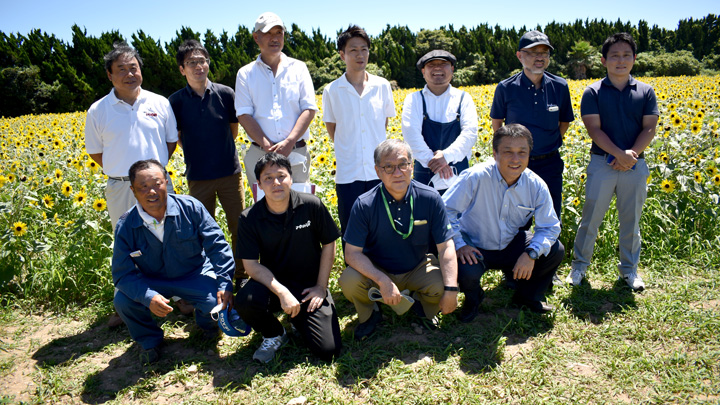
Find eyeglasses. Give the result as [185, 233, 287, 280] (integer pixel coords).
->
[184, 58, 209, 68]
[378, 162, 411, 174]
[521, 50, 550, 59]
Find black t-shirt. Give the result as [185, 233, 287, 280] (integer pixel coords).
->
[238, 190, 340, 291]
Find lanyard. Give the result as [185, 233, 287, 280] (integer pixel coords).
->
[381, 186, 414, 239]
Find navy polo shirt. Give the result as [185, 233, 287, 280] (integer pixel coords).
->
[490, 71, 574, 156]
[344, 180, 453, 274]
[168, 81, 241, 181]
[581, 76, 659, 155]
[237, 190, 340, 292]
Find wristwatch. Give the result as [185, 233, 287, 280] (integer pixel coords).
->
[524, 248, 539, 260]
[444, 286, 459, 292]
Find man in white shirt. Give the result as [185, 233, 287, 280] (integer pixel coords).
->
[401, 50, 478, 194]
[323, 25, 396, 239]
[235, 12, 318, 192]
[85, 42, 178, 231]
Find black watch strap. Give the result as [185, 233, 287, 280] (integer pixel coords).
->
[444, 286, 459, 292]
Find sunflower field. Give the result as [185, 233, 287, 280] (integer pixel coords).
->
[1, 75, 719, 308]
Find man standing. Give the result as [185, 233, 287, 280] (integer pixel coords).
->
[323, 25, 396, 239]
[169, 39, 246, 277]
[443, 125, 564, 322]
[567, 33, 659, 291]
[85, 42, 177, 231]
[402, 50, 477, 192]
[235, 153, 342, 363]
[112, 160, 234, 365]
[235, 12, 318, 193]
[339, 139, 458, 340]
[490, 30, 574, 221]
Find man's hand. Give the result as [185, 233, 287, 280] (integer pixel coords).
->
[427, 150, 448, 173]
[612, 149, 638, 171]
[378, 278, 402, 306]
[512, 253, 536, 280]
[260, 138, 275, 153]
[268, 138, 294, 157]
[457, 245, 483, 265]
[439, 291, 458, 314]
[149, 294, 173, 317]
[217, 290, 233, 312]
[279, 290, 302, 318]
[301, 285, 328, 313]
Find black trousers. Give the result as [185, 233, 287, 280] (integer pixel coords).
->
[235, 279, 342, 361]
[458, 231, 564, 304]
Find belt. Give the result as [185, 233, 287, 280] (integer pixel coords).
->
[108, 176, 130, 181]
[251, 139, 306, 149]
[530, 150, 559, 161]
[592, 151, 644, 159]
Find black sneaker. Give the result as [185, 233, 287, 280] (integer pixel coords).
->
[458, 290, 485, 323]
[512, 297, 554, 314]
[140, 346, 161, 365]
[354, 309, 382, 341]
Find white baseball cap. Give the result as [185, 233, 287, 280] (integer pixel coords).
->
[254, 12, 285, 33]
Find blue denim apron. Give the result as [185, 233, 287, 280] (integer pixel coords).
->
[413, 91, 469, 185]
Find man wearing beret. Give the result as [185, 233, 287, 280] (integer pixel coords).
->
[402, 50, 478, 193]
[490, 30, 574, 225]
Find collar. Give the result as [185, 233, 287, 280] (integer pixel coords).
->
[256, 52, 287, 70]
[183, 80, 214, 97]
[338, 72, 375, 89]
[601, 75, 637, 90]
[128, 194, 179, 228]
[422, 84, 452, 98]
[492, 162, 527, 188]
[520, 71, 547, 90]
[258, 189, 302, 219]
[380, 181, 413, 204]
[109, 87, 144, 105]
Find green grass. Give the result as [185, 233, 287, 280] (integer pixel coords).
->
[1, 257, 719, 404]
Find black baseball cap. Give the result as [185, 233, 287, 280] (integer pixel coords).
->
[518, 30, 554, 50]
[416, 50, 456, 70]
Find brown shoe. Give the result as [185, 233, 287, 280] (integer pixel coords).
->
[107, 312, 124, 328]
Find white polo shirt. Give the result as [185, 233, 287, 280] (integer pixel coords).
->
[84, 88, 178, 177]
[401, 85, 478, 167]
[234, 53, 318, 144]
[322, 73, 396, 184]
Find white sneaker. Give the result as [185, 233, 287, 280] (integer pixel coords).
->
[253, 330, 288, 363]
[621, 273, 645, 292]
[565, 269, 584, 286]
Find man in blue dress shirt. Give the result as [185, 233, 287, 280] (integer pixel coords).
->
[112, 159, 235, 364]
[443, 124, 564, 322]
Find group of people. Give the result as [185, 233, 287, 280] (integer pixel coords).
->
[84, 11, 658, 365]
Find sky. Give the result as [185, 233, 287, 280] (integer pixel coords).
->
[1, 0, 717, 45]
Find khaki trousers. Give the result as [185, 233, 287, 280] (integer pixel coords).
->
[339, 255, 444, 323]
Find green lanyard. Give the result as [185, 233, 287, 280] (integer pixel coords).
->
[381, 186, 414, 239]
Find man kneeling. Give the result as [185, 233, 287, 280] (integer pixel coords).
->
[112, 159, 235, 365]
[443, 124, 564, 321]
[236, 153, 342, 363]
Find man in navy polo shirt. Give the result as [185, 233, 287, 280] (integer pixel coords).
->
[490, 30, 574, 222]
[568, 33, 659, 291]
[169, 39, 246, 278]
[235, 153, 342, 363]
[339, 139, 459, 340]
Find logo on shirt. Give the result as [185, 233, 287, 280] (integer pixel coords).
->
[296, 220, 311, 230]
[145, 112, 158, 117]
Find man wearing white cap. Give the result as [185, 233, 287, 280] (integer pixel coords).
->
[234, 12, 318, 194]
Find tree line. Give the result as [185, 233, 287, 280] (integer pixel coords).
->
[1, 14, 718, 117]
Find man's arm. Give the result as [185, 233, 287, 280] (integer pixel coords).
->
[401, 93, 434, 166]
[230, 123, 239, 140]
[89, 153, 103, 168]
[177, 131, 183, 149]
[243, 259, 301, 317]
[237, 114, 274, 151]
[559, 122, 570, 136]
[631, 115, 658, 156]
[345, 243, 402, 305]
[301, 241, 335, 312]
[436, 239, 458, 314]
[269, 109, 316, 157]
[325, 122, 336, 142]
[195, 202, 236, 310]
[491, 118, 504, 133]
[438, 93, 478, 166]
[167, 142, 177, 159]
[583, 114, 637, 171]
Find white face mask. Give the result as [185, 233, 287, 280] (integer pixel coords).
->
[429, 169, 459, 191]
[288, 151, 308, 173]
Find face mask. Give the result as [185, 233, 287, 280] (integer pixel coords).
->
[429, 171, 459, 191]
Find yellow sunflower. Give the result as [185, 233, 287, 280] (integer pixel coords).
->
[54, 169, 63, 180]
[12, 221, 28, 237]
[42, 194, 54, 208]
[690, 123, 701, 134]
[694, 172, 703, 183]
[660, 179, 676, 193]
[43, 177, 53, 186]
[73, 190, 88, 206]
[713, 175, 720, 187]
[93, 198, 107, 212]
[61, 181, 73, 197]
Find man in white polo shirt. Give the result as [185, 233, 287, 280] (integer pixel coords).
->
[85, 42, 178, 230]
[322, 25, 396, 241]
[234, 12, 318, 192]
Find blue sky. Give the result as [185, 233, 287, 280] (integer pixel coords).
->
[2, 0, 717, 44]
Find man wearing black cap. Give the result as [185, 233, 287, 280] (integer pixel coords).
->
[490, 30, 574, 224]
[402, 50, 478, 194]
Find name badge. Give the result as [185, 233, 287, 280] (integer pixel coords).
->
[130, 250, 142, 258]
[548, 105, 559, 112]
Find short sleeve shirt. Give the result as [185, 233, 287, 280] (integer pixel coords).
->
[344, 181, 453, 274]
[490, 71, 574, 156]
[581, 76, 659, 154]
[237, 190, 340, 291]
[168, 81, 240, 181]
